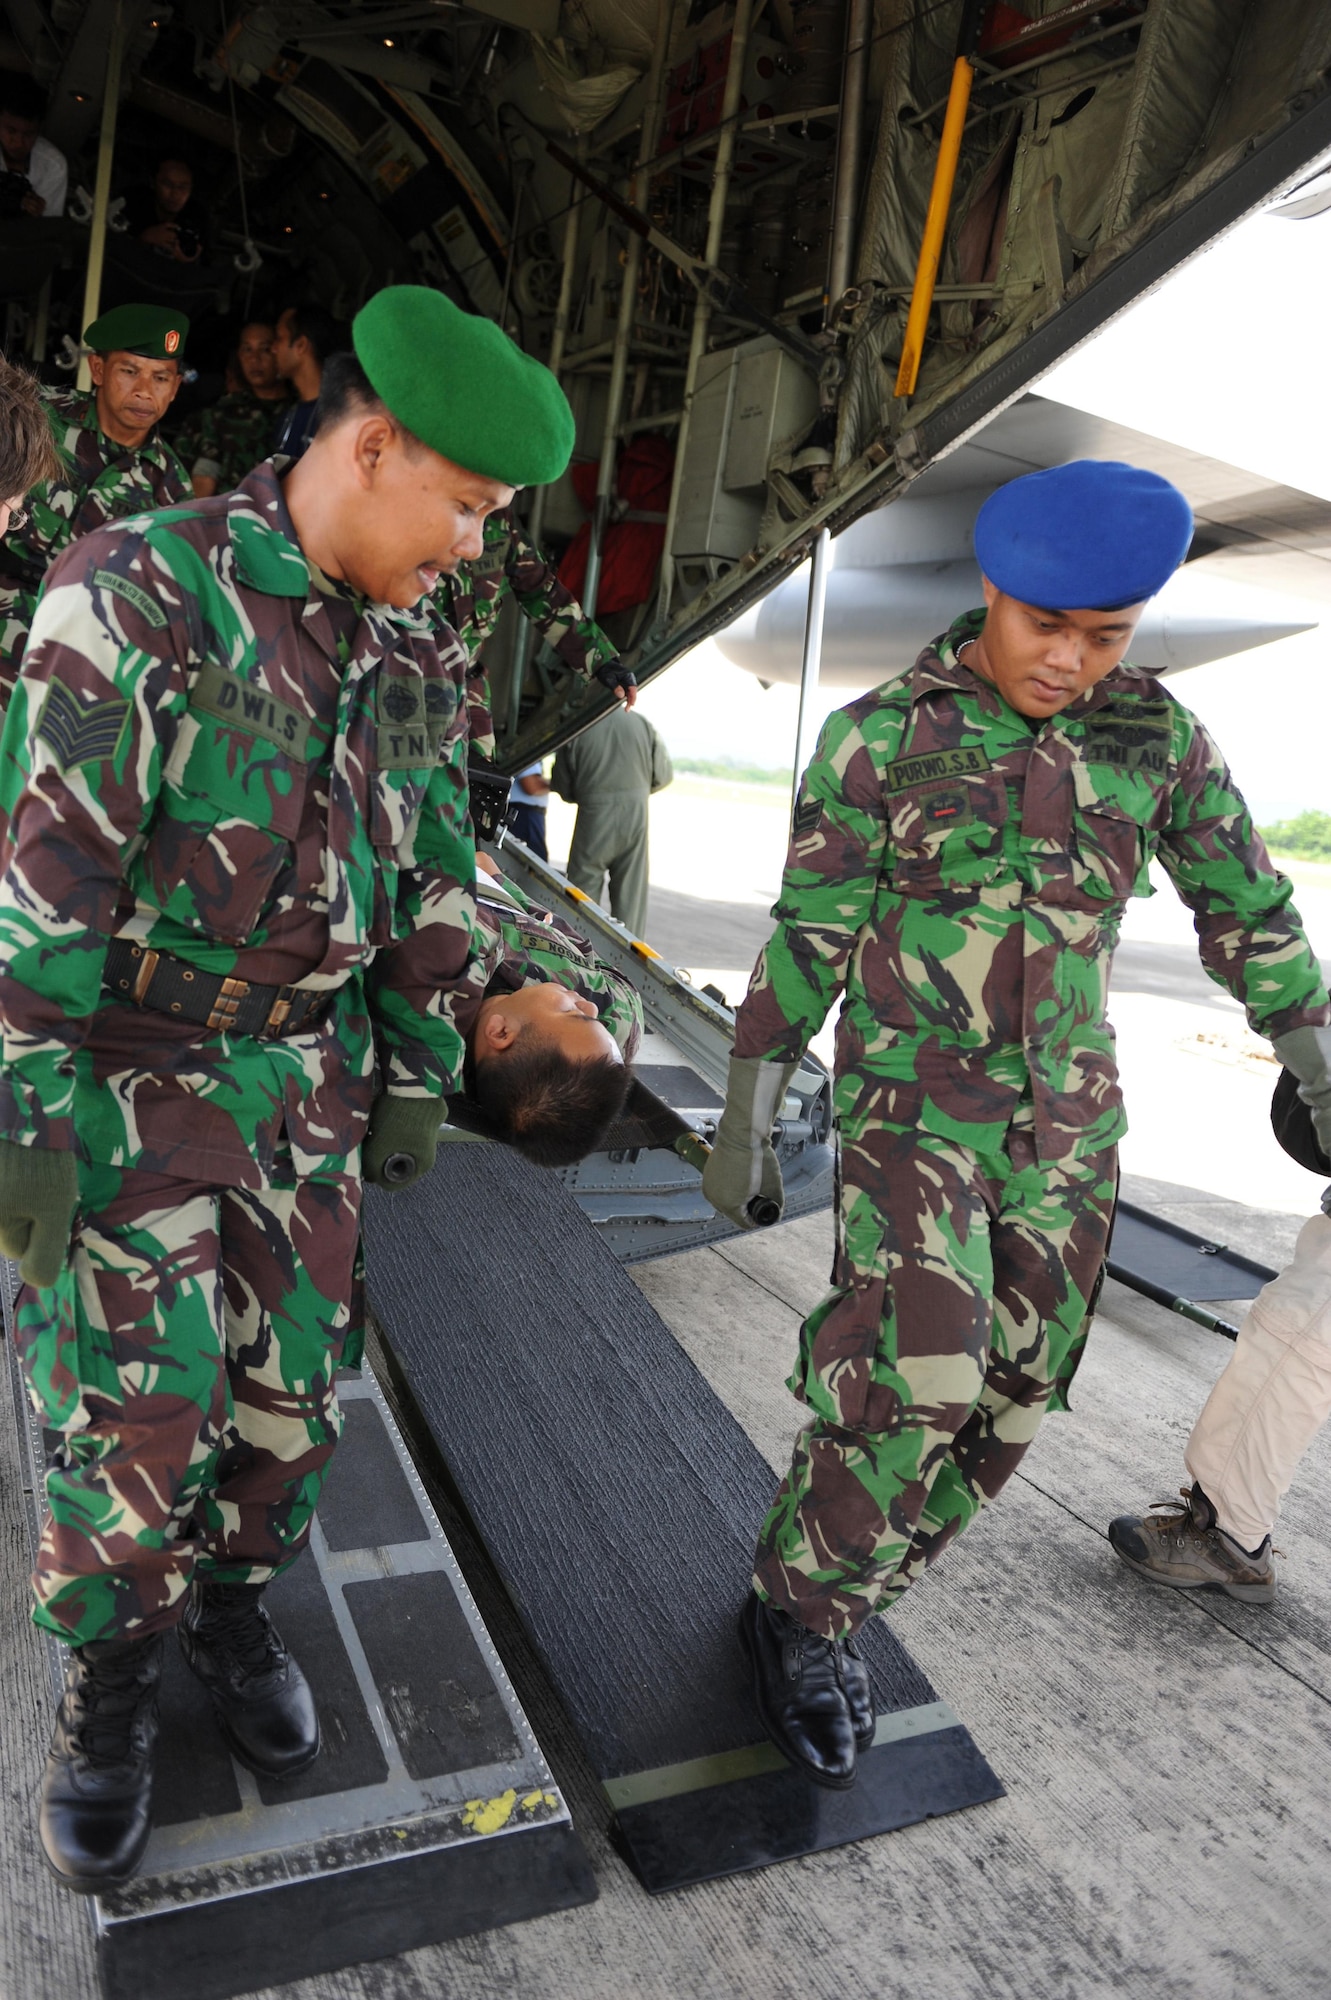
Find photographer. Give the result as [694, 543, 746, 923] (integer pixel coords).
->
[121, 155, 207, 264]
[0, 75, 67, 218]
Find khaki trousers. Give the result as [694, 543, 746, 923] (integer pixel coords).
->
[1185, 1208, 1331, 1550]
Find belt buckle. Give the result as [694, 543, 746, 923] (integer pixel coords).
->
[263, 987, 296, 1039]
[206, 976, 250, 1033]
[130, 947, 160, 1005]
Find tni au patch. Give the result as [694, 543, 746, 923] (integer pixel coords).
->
[1084, 701, 1172, 776]
[36, 676, 129, 771]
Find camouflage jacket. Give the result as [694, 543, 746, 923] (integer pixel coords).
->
[734, 610, 1331, 1165]
[0, 388, 190, 697]
[187, 389, 290, 493]
[443, 509, 620, 759]
[474, 873, 642, 1056]
[0, 461, 483, 1188]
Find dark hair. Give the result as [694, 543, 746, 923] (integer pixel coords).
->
[153, 154, 193, 176]
[0, 355, 58, 500]
[316, 348, 426, 451]
[472, 1038, 632, 1168]
[315, 348, 378, 426]
[0, 75, 47, 122]
[283, 303, 345, 369]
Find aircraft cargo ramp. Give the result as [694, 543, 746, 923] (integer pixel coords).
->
[4, 1174, 1331, 1996]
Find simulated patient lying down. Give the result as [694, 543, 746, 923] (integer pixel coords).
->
[460, 851, 641, 1166]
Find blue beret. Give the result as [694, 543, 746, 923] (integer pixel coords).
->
[974, 460, 1193, 609]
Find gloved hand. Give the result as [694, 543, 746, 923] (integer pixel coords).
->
[594, 660, 637, 706]
[362, 1094, 445, 1189]
[0, 1138, 79, 1286]
[1273, 1026, 1331, 1160]
[701, 1056, 798, 1230]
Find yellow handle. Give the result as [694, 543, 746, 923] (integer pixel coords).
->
[894, 56, 975, 399]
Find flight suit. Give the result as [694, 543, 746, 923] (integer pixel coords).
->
[735, 609, 1331, 1639]
[0, 461, 482, 1646]
[443, 508, 620, 758]
[0, 387, 190, 700]
[551, 706, 673, 938]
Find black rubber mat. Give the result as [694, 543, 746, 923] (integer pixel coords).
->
[363, 1150, 1004, 1891]
[3, 1309, 595, 2000]
[1108, 1200, 1277, 1304]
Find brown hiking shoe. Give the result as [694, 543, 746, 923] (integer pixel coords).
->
[1108, 1484, 1277, 1605]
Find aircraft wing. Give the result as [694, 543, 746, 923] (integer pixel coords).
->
[951, 396, 1331, 608]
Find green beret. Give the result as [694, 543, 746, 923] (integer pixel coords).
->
[84, 304, 189, 360]
[352, 286, 574, 488]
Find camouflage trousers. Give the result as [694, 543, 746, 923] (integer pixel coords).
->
[16, 1159, 362, 1647]
[754, 1108, 1116, 1639]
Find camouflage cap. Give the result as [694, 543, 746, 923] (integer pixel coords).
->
[352, 286, 574, 488]
[974, 459, 1193, 610]
[84, 304, 189, 360]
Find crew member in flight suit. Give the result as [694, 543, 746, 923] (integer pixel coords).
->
[703, 460, 1331, 1790]
[0, 284, 575, 1891]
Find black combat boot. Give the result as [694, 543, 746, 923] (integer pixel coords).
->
[39, 1633, 163, 1892]
[839, 1628, 877, 1754]
[738, 1589, 859, 1789]
[178, 1578, 320, 1778]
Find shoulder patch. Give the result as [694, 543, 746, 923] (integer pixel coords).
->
[36, 676, 129, 771]
[93, 567, 167, 630]
[884, 744, 991, 793]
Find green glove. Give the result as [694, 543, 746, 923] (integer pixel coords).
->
[701, 1056, 798, 1230]
[362, 1093, 446, 1189]
[0, 1139, 79, 1287]
[1273, 1027, 1331, 1161]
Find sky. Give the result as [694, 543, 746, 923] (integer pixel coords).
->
[638, 199, 1331, 826]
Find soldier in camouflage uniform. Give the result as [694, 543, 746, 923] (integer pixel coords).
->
[0, 304, 191, 702]
[703, 461, 1331, 1790]
[465, 855, 639, 1161]
[0, 284, 575, 1890]
[189, 321, 292, 497]
[443, 507, 632, 759]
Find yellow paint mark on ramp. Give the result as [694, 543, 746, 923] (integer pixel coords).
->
[462, 1789, 518, 1835]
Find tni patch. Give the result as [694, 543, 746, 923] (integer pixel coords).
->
[36, 676, 129, 771]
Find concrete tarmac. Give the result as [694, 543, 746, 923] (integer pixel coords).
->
[5, 1180, 1328, 2000]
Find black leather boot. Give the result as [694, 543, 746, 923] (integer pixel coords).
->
[39, 1633, 163, 1892]
[839, 1629, 877, 1754]
[738, 1589, 858, 1789]
[178, 1578, 320, 1778]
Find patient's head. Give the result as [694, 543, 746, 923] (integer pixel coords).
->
[470, 983, 631, 1166]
